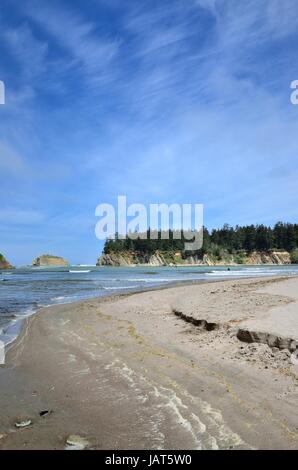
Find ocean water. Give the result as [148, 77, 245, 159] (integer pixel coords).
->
[1, 264, 298, 346]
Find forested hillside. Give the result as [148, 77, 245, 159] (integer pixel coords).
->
[102, 223, 298, 264]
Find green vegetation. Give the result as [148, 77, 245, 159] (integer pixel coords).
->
[290, 248, 298, 264]
[103, 222, 298, 261]
[233, 251, 246, 264]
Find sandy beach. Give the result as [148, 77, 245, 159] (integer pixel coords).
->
[0, 276, 298, 450]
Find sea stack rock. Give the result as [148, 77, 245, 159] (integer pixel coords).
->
[32, 254, 69, 267]
[0, 253, 13, 269]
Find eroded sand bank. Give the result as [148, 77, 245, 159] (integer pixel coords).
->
[0, 276, 298, 450]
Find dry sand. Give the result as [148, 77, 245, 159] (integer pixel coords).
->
[0, 276, 298, 450]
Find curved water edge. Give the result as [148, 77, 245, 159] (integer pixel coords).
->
[1, 264, 298, 347]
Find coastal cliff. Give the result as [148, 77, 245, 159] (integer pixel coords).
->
[97, 251, 168, 267]
[0, 253, 13, 270]
[97, 250, 292, 266]
[32, 255, 69, 267]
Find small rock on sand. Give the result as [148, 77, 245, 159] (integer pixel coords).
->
[15, 420, 32, 428]
[65, 434, 90, 450]
[39, 410, 52, 417]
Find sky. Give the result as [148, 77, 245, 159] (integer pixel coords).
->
[0, 0, 298, 265]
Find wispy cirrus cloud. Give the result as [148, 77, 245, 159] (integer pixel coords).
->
[0, 0, 298, 264]
[24, 0, 120, 86]
[3, 23, 48, 81]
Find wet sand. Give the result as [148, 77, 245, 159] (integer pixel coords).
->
[0, 276, 298, 450]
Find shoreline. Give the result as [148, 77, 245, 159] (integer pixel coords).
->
[1, 275, 298, 449]
[2, 265, 297, 351]
[3, 274, 291, 354]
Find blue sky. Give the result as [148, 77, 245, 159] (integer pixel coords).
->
[0, 0, 298, 265]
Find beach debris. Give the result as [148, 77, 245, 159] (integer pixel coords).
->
[290, 350, 298, 365]
[65, 434, 90, 450]
[0, 433, 7, 440]
[39, 410, 52, 417]
[15, 419, 32, 429]
[235, 342, 295, 368]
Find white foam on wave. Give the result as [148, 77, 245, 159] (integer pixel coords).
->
[77, 264, 96, 267]
[0, 339, 5, 364]
[103, 286, 139, 290]
[126, 278, 186, 283]
[207, 271, 277, 277]
[0, 317, 25, 347]
[0, 332, 18, 347]
[69, 270, 91, 273]
[13, 307, 36, 319]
